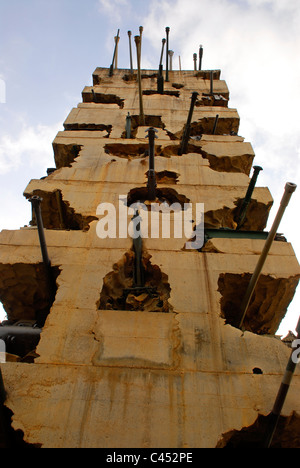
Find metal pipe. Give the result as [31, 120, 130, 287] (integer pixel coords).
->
[212, 114, 219, 135]
[146, 127, 158, 201]
[238, 182, 297, 330]
[193, 53, 197, 71]
[236, 166, 263, 230]
[28, 196, 56, 317]
[263, 316, 300, 448]
[114, 35, 120, 69]
[169, 50, 174, 71]
[165, 27, 170, 82]
[178, 92, 199, 155]
[0, 326, 42, 340]
[179, 56, 182, 72]
[199, 45, 203, 71]
[109, 29, 120, 77]
[157, 64, 164, 94]
[128, 31, 133, 74]
[160, 39, 166, 66]
[126, 112, 132, 139]
[134, 35, 145, 126]
[139, 26, 143, 48]
[29, 196, 51, 270]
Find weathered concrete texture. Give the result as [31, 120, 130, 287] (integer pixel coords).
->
[0, 67, 299, 448]
[2, 363, 300, 448]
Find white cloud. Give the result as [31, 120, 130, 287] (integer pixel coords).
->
[98, 0, 130, 23]
[0, 120, 62, 175]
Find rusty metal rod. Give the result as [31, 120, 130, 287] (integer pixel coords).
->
[128, 31, 133, 74]
[212, 114, 219, 135]
[263, 316, 300, 448]
[238, 182, 297, 330]
[160, 39, 166, 66]
[199, 45, 203, 70]
[134, 35, 145, 126]
[236, 166, 263, 230]
[109, 29, 120, 77]
[114, 35, 120, 69]
[126, 112, 132, 139]
[178, 92, 199, 155]
[193, 53, 197, 71]
[157, 64, 164, 94]
[146, 127, 158, 201]
[165, 27, 170, 82]
[28, 196, 56, 316]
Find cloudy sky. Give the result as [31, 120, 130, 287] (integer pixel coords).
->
[0, 0, 299, 334]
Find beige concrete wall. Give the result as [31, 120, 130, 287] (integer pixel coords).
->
[0, 68, 299, 448]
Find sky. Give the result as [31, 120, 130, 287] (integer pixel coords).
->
[0, 0, 299, 335]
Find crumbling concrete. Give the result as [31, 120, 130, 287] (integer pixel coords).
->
[0, 67, 299, 448]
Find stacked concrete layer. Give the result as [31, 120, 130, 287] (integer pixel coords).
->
[0, 68, 299, 448]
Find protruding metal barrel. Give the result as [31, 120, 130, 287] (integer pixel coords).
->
[128, 31, 133, 74]
[199, 45, 203, 70]
[238, 182, 297, 330]
[263, 315, 300, 448]
[165, 27, 170, 82]
[212, 114, 219, 135]
[160, 39, 166, 66]
[236, 166, 263, 230]
[157, 64, 164, 94]
[109, 29, 120, 77]
[178, 92, 199, 155]
[114, 34, 120, 69]
[146, 127, 158, 201]
[28, 196, 56, 321]
[29, 196, 51, 272]
[126, 112, 132, 139]
[193, 53, 197, 71]
[134, 35, 145, 126]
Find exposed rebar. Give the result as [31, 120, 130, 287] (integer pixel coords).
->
[109, 29, 120, 77]
[263, 316, 300, 448]
[238, 182, 297, 330]
[146, 127, 158, 201]
[165, 27, 170, 82]
[236, 166, 263, 230]
[178, 92, 199, 155]
[128, 31, 133, 74]
[199, 45, 203, 70]
[193, 53, 197, 71]
[134, 35, 145, 126]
